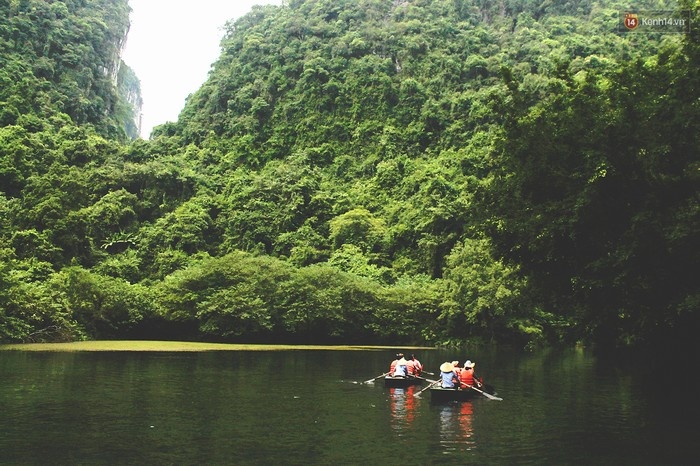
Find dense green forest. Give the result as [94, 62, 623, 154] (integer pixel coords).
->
[1, 0, 697, 351]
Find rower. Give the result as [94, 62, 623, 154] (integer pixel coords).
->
[406, 357, 416, 376]
[459, 360, 482, 388]
[410, 354, 423, 376]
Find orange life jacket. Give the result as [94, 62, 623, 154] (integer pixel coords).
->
[406, 360, 416, 375]
[389, 359, 398, 374]
[412, 359, 423, 376]
[460, 367, 475, 386]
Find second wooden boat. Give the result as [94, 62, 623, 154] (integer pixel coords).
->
[384, 376, 424, 388]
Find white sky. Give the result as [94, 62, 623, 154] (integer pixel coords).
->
[121, 0, 282, 138]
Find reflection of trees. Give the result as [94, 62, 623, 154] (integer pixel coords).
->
[438, 401, 476, 450]
[389, 385, 416, 434]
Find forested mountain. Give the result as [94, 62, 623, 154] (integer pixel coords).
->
[0, 0, 140, 139]
[1, 0, 697, 352]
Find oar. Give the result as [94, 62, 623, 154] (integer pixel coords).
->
[363, 372, 390, 384]
[457, 380, 503, 400]
[414, 375, 435, 383]
[468, 384, 503, 401]
[413, 379, 440, 397]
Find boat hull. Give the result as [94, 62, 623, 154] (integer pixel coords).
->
[429, 386, 479, 402]
[384, 376, 423, 388]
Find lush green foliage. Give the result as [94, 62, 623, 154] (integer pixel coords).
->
[0, 0, 139, 140]
[1, 0, 697, 351]
[487, 14, 700, 348]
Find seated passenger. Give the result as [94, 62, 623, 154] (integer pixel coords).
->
[410, 354, 423, 376]
[451, 360, 462, 379]
[439, 362, 459, 388]
[393, 357, 408, 377]
[406, 357, 416, 376]
[459, 360, 475, 387]
[459, 360, 482, 388]
[389, 353, 403, 375]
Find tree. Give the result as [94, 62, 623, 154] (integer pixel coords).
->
[56, 267, 151, 339]
[441, 237, 530, 343]
[329, 207, 387, 253]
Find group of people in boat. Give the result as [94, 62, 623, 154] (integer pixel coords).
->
[387, 353, 484, 390]
[388, 353, 423, 378]
[438, 360, 483, 390]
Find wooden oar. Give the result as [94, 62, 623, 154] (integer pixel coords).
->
[363, 372, 390, 384]
[413, 379, 440, 397]
[468, 384, 503, 401]
[414, 375, 435, 383]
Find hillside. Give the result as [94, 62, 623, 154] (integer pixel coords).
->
[1, 0, 697, 351]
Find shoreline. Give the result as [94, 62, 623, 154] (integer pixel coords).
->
[0, 340, 434, 352]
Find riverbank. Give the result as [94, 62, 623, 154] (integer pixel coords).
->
[0, 340, 434, 352]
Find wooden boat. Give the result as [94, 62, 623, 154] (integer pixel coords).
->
[429, 386, 477, 402]
[383, 375, 424, 388]
[429, 384, 498, 402]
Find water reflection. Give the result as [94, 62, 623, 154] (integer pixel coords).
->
[388, 385, 416, 434]
[437, 401, 476, 451]
[3, 348, 697, 464]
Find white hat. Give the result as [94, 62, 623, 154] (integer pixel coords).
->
[464, 360, 475, 368]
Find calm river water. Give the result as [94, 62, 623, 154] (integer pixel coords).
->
[1, 346, 698, 465]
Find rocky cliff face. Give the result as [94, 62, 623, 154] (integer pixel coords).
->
[117, 61, 143, 139]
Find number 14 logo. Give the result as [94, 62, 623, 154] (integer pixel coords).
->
[624, 13, 639, 30]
